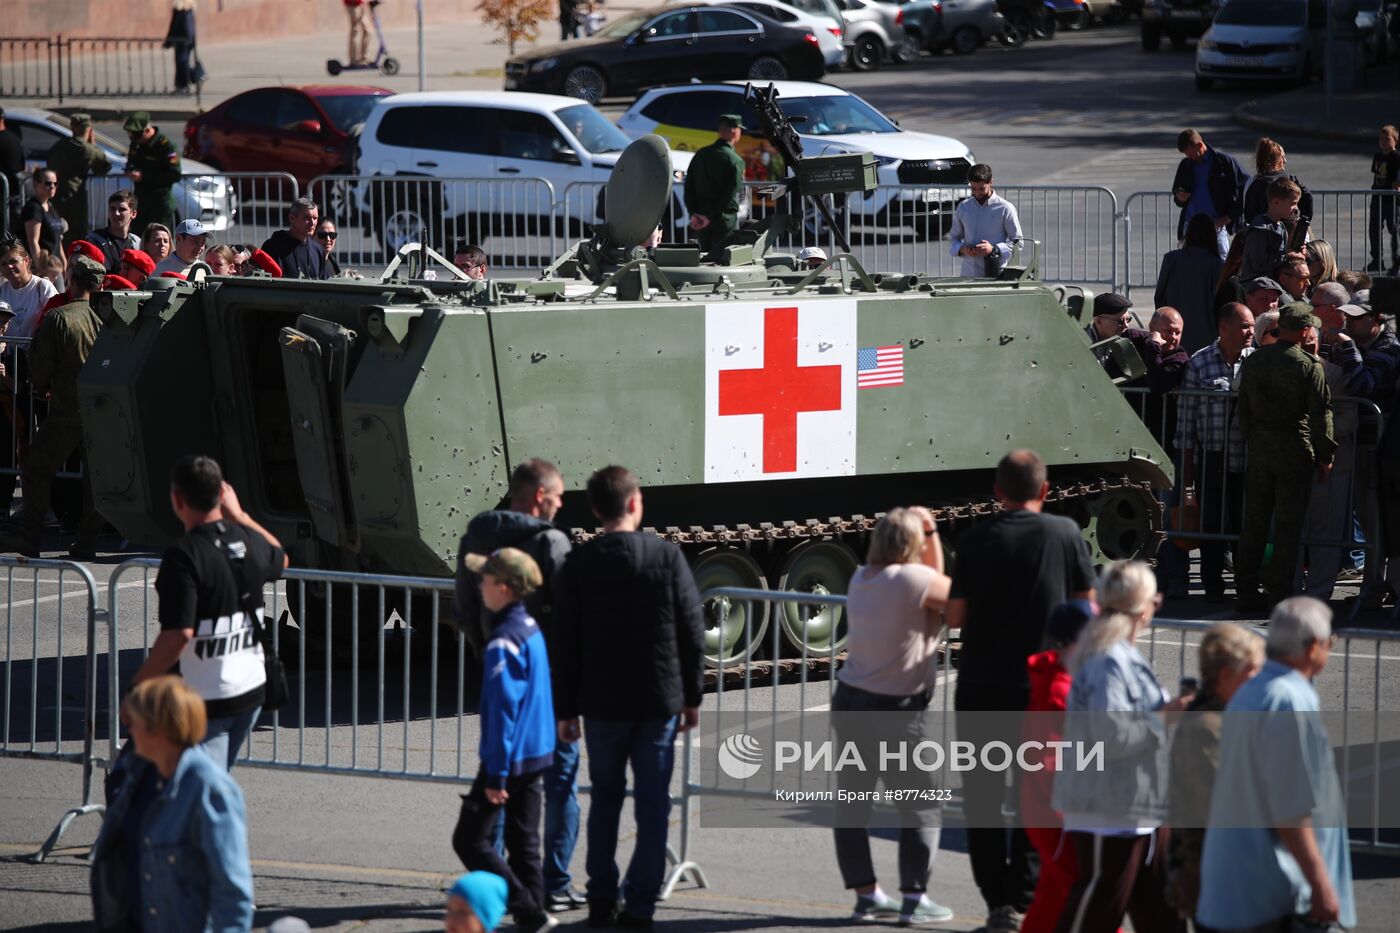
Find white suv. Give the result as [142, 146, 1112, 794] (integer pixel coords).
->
[617, 81, 972, 239]
[354, 91, 693, 254]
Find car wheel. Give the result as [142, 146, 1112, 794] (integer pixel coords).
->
[1142, 26, 1161, 50]
[852, 35, 884, 70]
[893, 36, 921, 61]
[563, 64, 607, 103]
[371, 180, 444, 258]
[1195, 74, 1212, 91]
[748, 55, 789, 79]
[951, 25, 980, 54]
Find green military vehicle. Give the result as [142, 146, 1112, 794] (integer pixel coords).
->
[78, 99, 1168, 666]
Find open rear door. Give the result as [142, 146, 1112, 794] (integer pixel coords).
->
[279, 316, 360, 552]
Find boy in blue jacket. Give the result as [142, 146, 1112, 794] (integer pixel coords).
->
[451, 548, 558, 933]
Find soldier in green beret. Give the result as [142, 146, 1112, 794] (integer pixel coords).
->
[122, 111, 182, 233]
[1234, 301, 1337, 613]
[683, 114, 746, 256]
[44, 113, 111, 247]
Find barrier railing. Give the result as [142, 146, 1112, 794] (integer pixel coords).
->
[1, 174, 11, 237]
[1121, 188, 1391, 300]
[0, 36, 176, 102]
[308, 175, 559, 270]
[0, 556, 103, 862]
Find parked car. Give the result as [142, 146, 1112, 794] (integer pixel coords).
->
[618, 80, 974, 238]
[1195, 0, 1321, 89]
[900, 0, 1007, 53]
[832, 0, 918, 67]
[1141, 0, 1217, 49]
[3, 107, 233, 234]
[504, 5, 825, 103]
[353, 91, 694, 252]
[1047, 0, 1122, 29]
[668, 0, 847, 67]
[184, 85, 392, 187]
[997, 0, 1058, 43]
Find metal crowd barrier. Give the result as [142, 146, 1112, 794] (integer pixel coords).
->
[1121, 188, 1390, 300]
[1121, 385, 1385, 616]
[307, 175, 560, 270]
[0, 36, 175, 102]
[0, 556, 103, 862]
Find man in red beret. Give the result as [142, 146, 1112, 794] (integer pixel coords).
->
[119, 248, 154, 287]
[103, 274, 137, 290]
[250, 248, 282, 278]
[67, 240, 105, 266]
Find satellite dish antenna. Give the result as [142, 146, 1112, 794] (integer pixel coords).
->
[602, 135, 673, 249]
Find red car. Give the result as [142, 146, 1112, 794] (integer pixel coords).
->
[183, 85, 392, 187]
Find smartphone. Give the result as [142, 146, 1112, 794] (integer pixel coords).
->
[1179, 676, 1199, 694]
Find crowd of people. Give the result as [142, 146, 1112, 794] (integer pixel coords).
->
[1088, 124, 1400, 614]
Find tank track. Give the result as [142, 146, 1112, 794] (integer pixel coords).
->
[568, 474, 1161, 553]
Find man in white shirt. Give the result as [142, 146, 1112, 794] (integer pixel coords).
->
[152, 218, 209, 277]
[948, 163, 1023, 277]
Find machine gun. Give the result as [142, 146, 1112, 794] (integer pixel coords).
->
[743, 82, 877, 256]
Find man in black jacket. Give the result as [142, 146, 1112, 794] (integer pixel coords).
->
[455, 457, 584, 913]
[260, 198, 332, 279]
[1172, 129, 1249, 257]
[553, 466, 704, 929]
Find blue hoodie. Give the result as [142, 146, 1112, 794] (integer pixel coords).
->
[480, 600, 555, 788]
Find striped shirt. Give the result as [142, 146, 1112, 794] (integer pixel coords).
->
[1175, 341, 1253, 472]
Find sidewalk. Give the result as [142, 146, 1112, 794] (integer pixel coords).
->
[1233, 65, 1400, 144]
[5, 8, 651, 123]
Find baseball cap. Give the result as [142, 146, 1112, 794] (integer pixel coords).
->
[796, 246, 828, 262]
[1245, 276, 1284, 295]
[462, 547, 543, 598]
[122, 111, 151, 133]
[1092, 292, 1132, 317]
[448, 872, 508, 932]
[174, 218, 210, 238]
[1339, 303, 1375, 318]
[1277, 301, 1320, 331]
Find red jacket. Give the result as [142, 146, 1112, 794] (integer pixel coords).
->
[1020, 649, 1071, 830]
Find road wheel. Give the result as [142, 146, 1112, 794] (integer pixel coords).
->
[691, 548, 771, 667]
[851, 34, 884, 70]
[777, 541, 858, 656]
[1142, 25, 1161, 50]
[748, 55, 789, 79]
[1195, 74, 1212, 91]
[563, 64, 607, 102]
[951, 25, 980, 54]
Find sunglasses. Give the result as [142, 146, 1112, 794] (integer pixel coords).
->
[315, 231, 337, 240]
[38, 179, 58, 187]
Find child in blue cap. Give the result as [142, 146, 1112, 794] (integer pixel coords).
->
[445, 871, 509, 933]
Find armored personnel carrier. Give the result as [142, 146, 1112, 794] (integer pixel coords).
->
[78, 90, 1169, 665]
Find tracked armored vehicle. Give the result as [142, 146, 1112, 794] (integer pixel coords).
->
[78, 88, 1169, 665]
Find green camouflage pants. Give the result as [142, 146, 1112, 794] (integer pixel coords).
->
[21, 413, 100, 547]
[1237, 446, 1315, 597]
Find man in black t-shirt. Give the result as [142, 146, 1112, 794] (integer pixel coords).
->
[132, 455, 289, 770]
[946, 449, 1096, 933]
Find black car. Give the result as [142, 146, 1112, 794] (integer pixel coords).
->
[504, 5, 827, 103]
[1141, 0, 1218, 49]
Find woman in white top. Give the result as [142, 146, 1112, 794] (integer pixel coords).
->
[0, 242, 59, 340]
[1052, 561, 1192, 933]
[831, 506, 954, 926]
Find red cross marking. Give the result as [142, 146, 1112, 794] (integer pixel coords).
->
[717, 306, 842, 474]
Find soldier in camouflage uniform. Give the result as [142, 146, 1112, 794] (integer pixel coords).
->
[0, 257, 105, 559]
[683, 114, 746, 256]
[1234, 302, 1337, 612]
[122, 111, 182, 233]
[44, 113, 111, 247]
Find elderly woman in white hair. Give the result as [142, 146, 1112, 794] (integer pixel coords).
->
[1196, 597, 1354, 930]
[1052, 560, 1193, 933]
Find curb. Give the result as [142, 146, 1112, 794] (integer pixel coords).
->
[1231, 101, 1375, 145]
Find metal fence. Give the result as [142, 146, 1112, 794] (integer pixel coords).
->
[0, 36, 177, 102]
[1121, 188, 1389, 299]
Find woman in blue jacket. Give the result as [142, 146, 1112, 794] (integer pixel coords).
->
[91, 675, 254, 932]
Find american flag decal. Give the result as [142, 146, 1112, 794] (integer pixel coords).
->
[856, 345, 904, 388]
